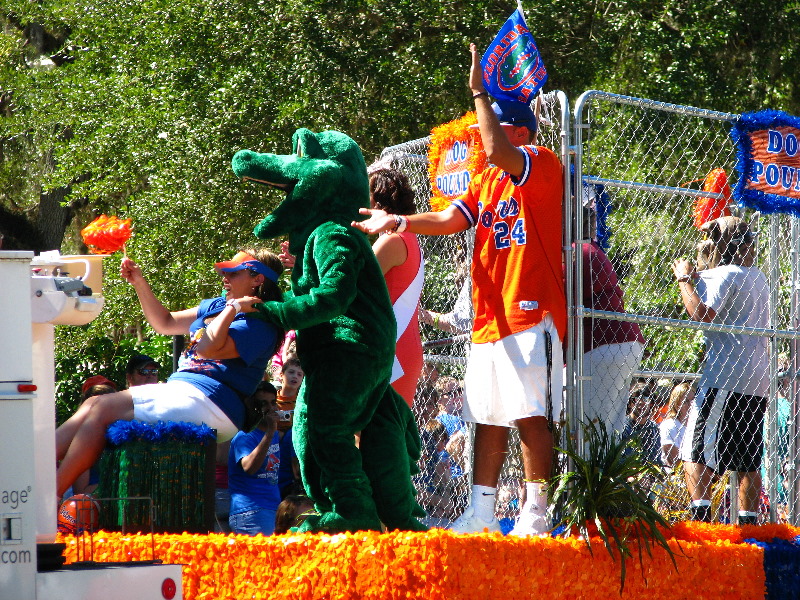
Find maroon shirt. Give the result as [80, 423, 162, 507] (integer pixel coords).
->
[582, 241, 644, 353]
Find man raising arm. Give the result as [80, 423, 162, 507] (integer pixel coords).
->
[353, 43, 566, 537]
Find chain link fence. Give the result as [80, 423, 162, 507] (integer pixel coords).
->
[379, 90, 800, 528]
[377, 92, 570, 530]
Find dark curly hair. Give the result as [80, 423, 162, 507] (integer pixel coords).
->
[369, 168, 416, 216]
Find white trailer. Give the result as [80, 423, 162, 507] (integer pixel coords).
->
[0, 250, 182, 600]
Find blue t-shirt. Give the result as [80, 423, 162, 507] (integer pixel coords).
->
[228, 428, 282, 515]
[277, 429, 297, 493]
[436, 413, 466, 437]
[168, 296, 278, 429]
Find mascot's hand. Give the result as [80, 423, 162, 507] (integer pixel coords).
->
[351, 208, 393, 235]
[237, 296, 264, 313]
[278, 240, 296, 270]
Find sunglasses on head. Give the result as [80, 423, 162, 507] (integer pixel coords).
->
[137, 368, 159, 376]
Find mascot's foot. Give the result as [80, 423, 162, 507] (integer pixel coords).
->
[297, 510, 383, 534]
[384, 517, 429, 533]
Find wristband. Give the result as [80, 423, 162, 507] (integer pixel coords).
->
[472, 91, 489, 100]
[226, 299, 242, 313]
[391, 214, 408, 233]
[433, 314, 440, 328]
[396, 215, 408, 233]
[676, 275, 692, 283]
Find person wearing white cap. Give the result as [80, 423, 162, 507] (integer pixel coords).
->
[54, 249, 284, 499]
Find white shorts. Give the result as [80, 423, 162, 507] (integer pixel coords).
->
[129, 380, 238, 442]
[463, 316, 563, 427]
[582, 341, 644, 435]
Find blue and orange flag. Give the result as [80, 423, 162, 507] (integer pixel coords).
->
[480, 7, 547, 105]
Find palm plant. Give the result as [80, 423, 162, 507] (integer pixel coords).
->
[550, 420, 679, 592]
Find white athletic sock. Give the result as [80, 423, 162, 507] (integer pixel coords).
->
[522, 481, 547, 516]
[471, 485, 496, 522]
[691, 499, 711, 508]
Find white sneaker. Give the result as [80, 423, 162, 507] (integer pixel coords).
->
[509, 511, 550, 537]
[449, 506, 501, 534]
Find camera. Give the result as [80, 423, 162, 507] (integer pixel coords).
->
[276, 409, 293, 422]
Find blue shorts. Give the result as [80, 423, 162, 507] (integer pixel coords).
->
[229, 508, 276, 536]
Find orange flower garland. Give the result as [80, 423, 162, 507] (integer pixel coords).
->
[57, 522, 800, 600]
[427, 113, 487, 212]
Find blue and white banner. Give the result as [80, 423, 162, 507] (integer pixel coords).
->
[480, 8, 548, 105]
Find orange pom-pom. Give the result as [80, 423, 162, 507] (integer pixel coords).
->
[57, 494, 100, 534]
[693, 168, 732, 228]
[81, 215, 132, 254]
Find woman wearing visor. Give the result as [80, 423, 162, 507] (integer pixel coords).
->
[671, 216, 768, 525]
[55, 249, 284, 499]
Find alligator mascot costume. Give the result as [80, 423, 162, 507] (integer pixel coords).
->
[231, 129, 426, 533]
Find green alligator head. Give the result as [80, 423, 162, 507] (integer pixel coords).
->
[232, 128, 369, 249]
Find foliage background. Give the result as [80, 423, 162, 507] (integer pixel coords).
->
[1, 0, 799, 417]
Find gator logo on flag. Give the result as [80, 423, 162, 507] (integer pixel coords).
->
[481, 9, 547, 104]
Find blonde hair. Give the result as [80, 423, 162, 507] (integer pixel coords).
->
[696, 239, 719, 271]
[666, 382, 693, 419]
[434, 376, 460, 396]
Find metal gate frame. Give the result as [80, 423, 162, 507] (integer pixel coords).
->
[380, 89, 800, 526]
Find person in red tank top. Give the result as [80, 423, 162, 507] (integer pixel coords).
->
[368, 168, 424, 407]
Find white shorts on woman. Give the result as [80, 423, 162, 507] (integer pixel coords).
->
[129, 380, 238, 442]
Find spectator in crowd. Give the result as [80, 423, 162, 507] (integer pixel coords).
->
[276, 358, 303, 497]
[763, 358, 792, 514]
[62, 375, 118, 499]
[274, 494, 315, 535]
[125, 354, 160, 388]
[622, 382, 661, 465]
[672, 216, 769, 524]
[354, 44, 566, 536]
[269, 330, 297, 382]
[81, 375, 117, 398]
[276, 358, 303, 430]
[54, 249, 284, 499]
[214, 440, 232, 533]
[414, 361, 440, 417]
[659, 382, 693, 469]
[368, 166, 425, 407]
[496, 476, 524, 535]
[419, 273, 473, 335]
[578, 202, 645, 435]
[416, 418, 454, 528]
[228, 381, 282, 535]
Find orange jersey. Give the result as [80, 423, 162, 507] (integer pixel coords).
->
[452, 145, 566, 344]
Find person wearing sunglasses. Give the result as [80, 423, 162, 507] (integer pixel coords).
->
[54, 249, 285, 500]
[125, 354, 161, 388]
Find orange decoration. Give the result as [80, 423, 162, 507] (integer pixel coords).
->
[693, 168, 732, 228]
[80, 214, 132, 254]
[427, 112, 488, 211]
[56, 522, 800, 600]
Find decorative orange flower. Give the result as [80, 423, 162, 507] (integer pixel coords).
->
[80, 214, 132, 254]
[427, 113, 487, 211]
[55, 522, 797, 600]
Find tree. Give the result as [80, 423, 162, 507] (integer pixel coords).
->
[1, 0, 798, 413]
